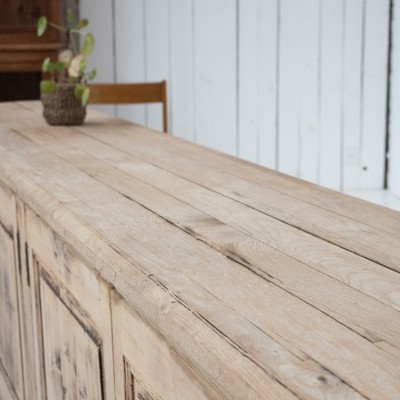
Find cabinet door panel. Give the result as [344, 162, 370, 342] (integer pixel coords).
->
[112, 291, 216, 400]
[123, 357, 161, 400]
[40, 269, 103, 400]
[0, 205, 23, 399]
[26, 208, 114, 399]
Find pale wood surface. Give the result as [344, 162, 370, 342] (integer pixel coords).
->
[112, 290, 221, 400]
[0, 182, 24, 400]
[0, 360, 18, 400]
[0, 101, 400, 399]
[40, 280, 103, 399]
[25, 208, 116, 400]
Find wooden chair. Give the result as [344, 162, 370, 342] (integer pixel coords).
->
[89, 80, 168, 133]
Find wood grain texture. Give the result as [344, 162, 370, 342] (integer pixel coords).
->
[20, 100, 400, 238]
[0, 102, 400, 399]
[6, 112, 400, 347]
[5, 133, 398, 398]
[39, 275, 103, 400]
[0, 361, 18, 400]
[0, 183, 24, 400]
[70, 113, 400, 271]
[15, 197, 40, 399]
[112, 290, 219, 400]
[26, 207, 116, 400]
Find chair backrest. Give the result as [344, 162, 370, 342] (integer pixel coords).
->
[89, 81, 168, 133]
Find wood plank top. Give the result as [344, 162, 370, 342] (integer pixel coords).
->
[0, 101, 400, 400]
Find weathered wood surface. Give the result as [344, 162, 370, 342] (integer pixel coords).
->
[0, 182, 24, 400]
[0, 101, 400, 399]
[26, 208, 116, 399]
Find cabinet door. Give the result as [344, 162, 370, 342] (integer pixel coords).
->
[123, 357, 162, 400]
[26, 208, 115, 400]
[0, 183, 24, 399]
[39, 268, 103, 399]
[111, 291, 215, 400]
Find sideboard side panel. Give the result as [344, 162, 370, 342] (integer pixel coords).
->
[0, 183, 24, 399]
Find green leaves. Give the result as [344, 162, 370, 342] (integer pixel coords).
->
[79, 59, 87, 74]
[88, 68, 97, 81]
[37, 10, 96, 92]
[81, 88, 90, 106]
[74, 83, 85, 98]
[81, 33, 95, 57]
[42, 57, 65, 74]
[40, 80, 56, 93]
[37, 16, 47, 36]
[42, 57, 51, 73]
[74, 84, 90, 106]
[76, 18, 89, 29]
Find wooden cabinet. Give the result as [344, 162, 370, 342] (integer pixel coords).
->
[25, 208, 115, 399]
[0, 0, 65, 73]
[0, 1, 71, 101]
[0, 179, 214, 400]
[2, 102, 400, 400]
[0, 184, 24, 400]
[0, 191, 215, 399]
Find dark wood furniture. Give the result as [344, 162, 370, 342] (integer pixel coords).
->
[0, 0, 67, 101]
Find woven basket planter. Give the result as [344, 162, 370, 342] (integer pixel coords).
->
[41, 83, 86, 126]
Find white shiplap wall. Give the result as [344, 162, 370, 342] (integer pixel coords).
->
[389, 0, 400, 197]
[80, 0, 391, 191]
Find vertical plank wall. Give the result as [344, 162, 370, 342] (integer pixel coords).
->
[81, 0, 391, 191]
[389, 0, 400, 197]
[80, 0, 116, 116]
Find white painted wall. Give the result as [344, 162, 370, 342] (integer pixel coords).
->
[80, 0, 391, 191]
[389, 0, 400, 197]
[80, 0, 115, 116]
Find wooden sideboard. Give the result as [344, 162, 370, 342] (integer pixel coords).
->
[0, 101, 400, 400]
[0, 0, 71, 102]
[0, 0, 66, 72]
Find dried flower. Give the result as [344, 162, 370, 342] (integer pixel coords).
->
[58, 49, 73, 67]
[68, 54, 85, 78]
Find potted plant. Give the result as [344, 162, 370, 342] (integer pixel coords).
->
[37, 10, 96, 125]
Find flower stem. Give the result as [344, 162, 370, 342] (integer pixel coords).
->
[47, 21, 67, 32]
[71, 33, 79, 55]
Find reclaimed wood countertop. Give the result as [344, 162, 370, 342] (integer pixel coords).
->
[1, 101, 400, 400]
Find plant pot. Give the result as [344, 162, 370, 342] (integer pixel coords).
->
[41, 83, 86, 126]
